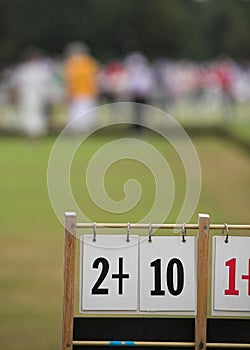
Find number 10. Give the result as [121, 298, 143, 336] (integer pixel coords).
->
[150, 258, 184, 296]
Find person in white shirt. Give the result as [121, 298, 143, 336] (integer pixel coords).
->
[11, 47, 51, 137]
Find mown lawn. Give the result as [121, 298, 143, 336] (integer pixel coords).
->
[0, 133, 249, 350]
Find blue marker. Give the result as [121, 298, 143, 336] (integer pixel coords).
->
[109, 341, 122, 346]
[125, 341, 135, 346]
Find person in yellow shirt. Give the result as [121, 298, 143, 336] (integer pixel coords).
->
[64, 41, 99, 132]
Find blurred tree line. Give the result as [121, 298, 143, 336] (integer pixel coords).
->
[0, 0, 250, 64]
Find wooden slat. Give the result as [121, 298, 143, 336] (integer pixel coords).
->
[72, 340, 195, 347]
[207, 343, 250, 349]
[62, 212, 77, 350]
[76, 222, 250, 230]
[76, 223, 199, 229]
[72, 340, 250, 348]
[195, 213, 210, 350]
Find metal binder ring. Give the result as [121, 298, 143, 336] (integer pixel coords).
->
[148, 223, 152, 243]
[93, 222, 97, 242]
[224, 223, 229, 243]
[182, 223, 186, 243]
[126, 222, 130, 242]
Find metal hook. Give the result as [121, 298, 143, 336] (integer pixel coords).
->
[224, 223, 229, 243]
[126, 222, 130, 242]
[182, 223, 186, 243]
[93, 222, 97, 242]
[148, 223, 152, 243]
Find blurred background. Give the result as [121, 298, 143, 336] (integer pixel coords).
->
[0, 1, 250, 349]
[0, 0, 250, 133]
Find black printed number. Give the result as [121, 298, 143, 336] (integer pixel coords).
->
[150, 259, 165, 295]
[91, 257, 129, 295]
[167, 258, 184, 296]
[91, 257, 109, 295]
[150, 258, 184, 296]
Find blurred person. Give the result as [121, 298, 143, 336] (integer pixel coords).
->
[98, 59, 127, 103]
[152, 58, 173, 110]
[200, 58, 235, 121]
[98, 59, 128, 122]
[124, 52, 155, 132]
[10, 47, 51, 137]
[232, 61, 250, 103]
[214, 58, 235, 114]
[64, 41, 99, 133]
[45, 58, 66, 131]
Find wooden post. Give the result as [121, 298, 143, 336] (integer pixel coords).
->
[62, 212, 77, 350]
[195, 213, 210, 350]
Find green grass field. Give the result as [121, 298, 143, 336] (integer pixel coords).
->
[0, 133, 250, 350]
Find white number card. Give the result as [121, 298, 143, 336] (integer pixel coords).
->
[80, 235, 139, 311]
[213, 236, 250, 315]
[140, 236, 197, 312]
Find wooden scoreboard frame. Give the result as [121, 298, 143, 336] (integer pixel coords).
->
[62, 213, 250, 350]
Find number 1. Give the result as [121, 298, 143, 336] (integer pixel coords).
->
[224, 258, 240, 296]
[150, 259, 165, 295]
